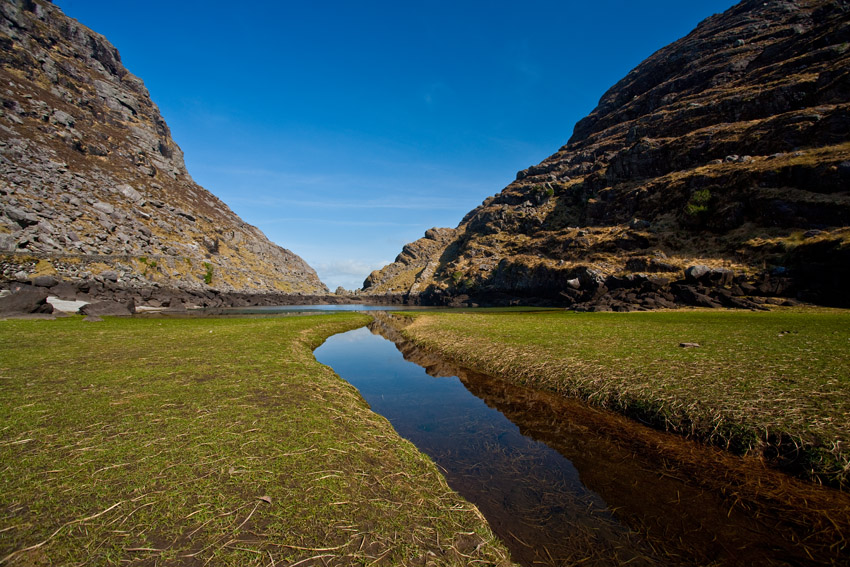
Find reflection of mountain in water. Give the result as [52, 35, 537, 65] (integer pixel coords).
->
[320, 322, 652, 566]
[367, 312, 850, 566]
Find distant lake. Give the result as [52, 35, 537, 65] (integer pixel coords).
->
[204, 304, 446, 315]
[210, 304, 562, 315]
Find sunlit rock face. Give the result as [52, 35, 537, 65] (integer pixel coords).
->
[0, 0, 328, 295]
[362, 227, 457, 296]
[369, 0, 850, 308]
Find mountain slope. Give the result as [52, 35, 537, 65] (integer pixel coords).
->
[0, 0, 328, 298]
[365, 0, 850, 308]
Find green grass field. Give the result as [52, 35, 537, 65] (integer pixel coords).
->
[399, 309, 850, 489]
[0, 314, 512, 566]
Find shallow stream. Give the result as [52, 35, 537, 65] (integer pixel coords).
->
[313, 313, 844, 566]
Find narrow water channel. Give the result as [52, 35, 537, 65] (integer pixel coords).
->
[313, 317, 845, 567]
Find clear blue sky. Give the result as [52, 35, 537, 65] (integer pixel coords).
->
[55, 0, 737, 290]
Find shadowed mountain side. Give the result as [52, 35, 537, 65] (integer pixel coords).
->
[364, 0, 850, 309]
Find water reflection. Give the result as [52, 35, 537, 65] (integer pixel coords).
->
[315, 316, 848, 566]
[315, 326, 654, 566]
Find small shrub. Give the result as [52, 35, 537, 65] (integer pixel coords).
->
[203, 262, 214, 284]
[531, 185, 555, 204]
[685, 189, 711, 216]
[139, 256, 157, 275]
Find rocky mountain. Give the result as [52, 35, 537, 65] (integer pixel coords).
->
[0, 0, 328, 306]
[363, 227, 456, 295]
[364, 0, 850, 309]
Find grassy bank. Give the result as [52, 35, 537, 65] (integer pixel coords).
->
[398, 309, 850, 489]
[0, 314, 512, 566]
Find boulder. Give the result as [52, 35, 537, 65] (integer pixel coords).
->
[162, 295, 187, 311]
[576, 267, 605, 290]
[684, 265, 712, 282]
[684, 265, 735, 286]
[50, 109, 75, 127]
[672, 284, 723, 308]
[32, 275, 59, 288]
[79, 299, 135, 317]
[0, 288, 54, 315]
[0, 234, 15, 251]
[117, 184, 143, 202]
[4, 205, 39, 227]
[92, 201, 115, 215]
[714, 288, 770, 311]
[50, 281, 79, 300]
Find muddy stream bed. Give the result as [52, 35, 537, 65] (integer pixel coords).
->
[313, 314, 849, 566]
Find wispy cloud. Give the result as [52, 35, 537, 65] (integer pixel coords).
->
[315, 259, 389, 277]
[229, 195, 471, 211]
[254, 217, 425, 228]
[506, 40, 543, 82]
[194, 163, 491, 211]
[422, 81, 452, 105]
[313, 259, 391, 291]
[197, 165, 336, 186]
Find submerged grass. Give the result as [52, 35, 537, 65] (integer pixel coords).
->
[398, 308, 850, 489]
[0, 314, 513, 566]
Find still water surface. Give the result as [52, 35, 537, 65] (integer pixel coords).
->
[211, 304, 446, 314]
[316, 325, 650, 565]
[314, 317, 835, 566]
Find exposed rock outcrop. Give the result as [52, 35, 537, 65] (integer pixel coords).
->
[0, 0, 328, 299]
[362, 227, 456, 297]
[366, 0, 850, 308]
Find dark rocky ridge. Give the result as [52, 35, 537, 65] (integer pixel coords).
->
[365, 0, 850, 309]
[0, 0, 328, 308]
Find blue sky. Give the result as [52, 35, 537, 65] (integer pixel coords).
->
[55, 0, 737, 290]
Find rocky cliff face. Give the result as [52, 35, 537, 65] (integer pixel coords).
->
[366, 0, 850, 308]
[362, 227, 456, 295]
[0, 0, 328, 299]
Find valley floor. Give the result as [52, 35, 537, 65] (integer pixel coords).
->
[0, 314, 512, 566]
[4, 308, 848, 566]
